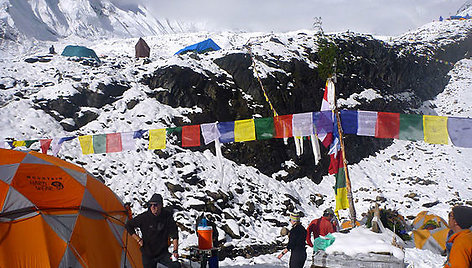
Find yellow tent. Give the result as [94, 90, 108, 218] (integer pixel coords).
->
[412, 211, 450, 254]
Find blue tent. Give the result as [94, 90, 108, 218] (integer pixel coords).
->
[61, 45, 101, 62]
[175, 38, 221, 55]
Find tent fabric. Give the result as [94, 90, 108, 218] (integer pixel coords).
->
[135, 37, 150, 58]
[175, 38, 221, 55]
[61, 45, 101, 62]
[412, 211, 450, 255]
[0, 149, 142, 268]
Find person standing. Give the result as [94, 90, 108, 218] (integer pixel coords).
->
[306, 208, 337, 248]
[125, 193, 180, 268]
[278, 212, 307, 268]
[444, 205, 472, 268]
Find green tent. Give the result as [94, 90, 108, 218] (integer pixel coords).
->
[61, 45, 101, 62]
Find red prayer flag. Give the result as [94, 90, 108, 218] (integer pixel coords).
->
[329, 150, 343, 175]
[40, 139, 52, 154]
[274, 115, 293, 138]
[375, 112, 400, 139]
[106, 133, 122, 153]
[182, 125, 201, 147]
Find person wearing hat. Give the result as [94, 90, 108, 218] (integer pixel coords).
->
[444, 205, 472, 268]
[305, 208, 337, 248]
[125, 193, 180, 268]
[278, 212, 307, 268]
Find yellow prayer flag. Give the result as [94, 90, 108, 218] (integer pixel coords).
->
[423, 115, 449, 144]
[149, 129, 166, 150]
[12, 141, 26, 147]
[335, 187, 349, 213]
[234, 119, 256, 142]
[78, 135, 94, 155]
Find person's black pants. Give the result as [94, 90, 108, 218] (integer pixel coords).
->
[142, 252, 180, 268]
[289, 250, 307, 268]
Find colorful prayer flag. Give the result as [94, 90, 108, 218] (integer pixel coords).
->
[201, 123, 220, 145]
[375, 112, 400, 139]
[234, 119, 256, 142]
[149, 129, 166, 150]
[274, 115, 293, 138]
[254, 117, 275, 140]
[423, 115, 448, 144]
[217, 122, 235, 143]
[12, 141, 26, 147]
[121, 132, 136, 151]
[40, 139, 52, 154]
[292, 112, 313, 137]
[328, 115, 349, 213]
[106, 133, 122, 153]
[51, 136, 75, 156]
[334, 169, 349, 213]
[79, 135, 94, 155]
[340, 110, 358, 134]
[357, 110, 377, 137]
[93, 134, 107, 154]
[319, 79, 336, 145]
[182, 125, 201, 147]
[399, 114, 424, 141]
[448, 117, 472, 148]
[314, 111, 334, 147]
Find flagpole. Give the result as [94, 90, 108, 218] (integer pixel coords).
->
[333, 107, 357, 224]
[331, 63, 357, 224]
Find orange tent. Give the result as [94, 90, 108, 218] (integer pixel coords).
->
[0, 149, 142, 268]
[412, 211, 450, 254]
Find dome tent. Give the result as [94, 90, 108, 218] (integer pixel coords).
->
[0, 149, 142, 268]
[174, 38, 221, 55]
[61, 45, 101, 62]
[412, 211, 450, 254]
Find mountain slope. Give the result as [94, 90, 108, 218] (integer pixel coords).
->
[0, 0, 188, 42]
[1, 11, 472, 265]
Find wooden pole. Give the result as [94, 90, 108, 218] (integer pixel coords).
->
[330, 70, 356, 224]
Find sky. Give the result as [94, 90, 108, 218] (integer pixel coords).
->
[134, 0, 469, 35]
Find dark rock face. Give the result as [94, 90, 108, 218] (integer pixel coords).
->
[35, 82, 129, 131]
[34, 32, 472, 184]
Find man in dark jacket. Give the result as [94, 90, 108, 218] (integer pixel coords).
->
[278, 212, 307, 268]
[125, 193, 180, 268]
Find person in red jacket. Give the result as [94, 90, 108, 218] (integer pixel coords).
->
[444, 205, 472, 268]
[306, 208, 337, 247]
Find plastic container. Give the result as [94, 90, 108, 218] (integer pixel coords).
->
[197, 226, 213, 250]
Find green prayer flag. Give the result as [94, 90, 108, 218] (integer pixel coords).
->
[167, 127, 182, 134]
[93, 134, 107, 154]
[399, 114, 424, 141]
[254, 117, 275, 140]
[25, 140, 38, 148]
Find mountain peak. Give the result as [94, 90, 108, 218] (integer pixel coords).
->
[0, 0, 188, 42]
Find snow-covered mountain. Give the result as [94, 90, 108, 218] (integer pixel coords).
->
[1, 2, 472, 267]
[0, 0, 196, 43]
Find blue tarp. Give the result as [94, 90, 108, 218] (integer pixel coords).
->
[61, 45, 101, 62]
[175, 38, 221, 55]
